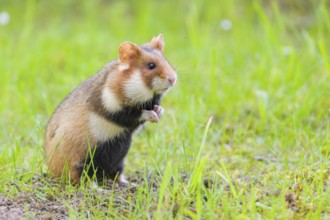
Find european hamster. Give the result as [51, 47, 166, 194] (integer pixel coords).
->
[44, 34, 177, 184]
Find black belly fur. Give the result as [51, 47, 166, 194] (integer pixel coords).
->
[82, 94, 162, 181]
[84, 132, 132, 180]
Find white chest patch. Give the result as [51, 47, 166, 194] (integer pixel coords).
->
[124, 70, 154, 104]
[89, 113, 125, 142]
[101, 87, 122, 112]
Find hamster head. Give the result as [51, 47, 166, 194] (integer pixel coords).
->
[118, 34, 177, 99]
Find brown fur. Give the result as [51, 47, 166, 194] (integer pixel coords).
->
[139, 49, 169, 89]
[45, 72, 103, 183]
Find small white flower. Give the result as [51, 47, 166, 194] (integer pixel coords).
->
[255, 89, 269, 105]
[282, 46, 292, 56]
[0, 11, 10, 25]
[220, 19, 232, 31]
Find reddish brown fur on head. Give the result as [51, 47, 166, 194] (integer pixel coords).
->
[114, 34, 177, 104]
[118, 42, 141, 64]
[150, 34, 165, 52]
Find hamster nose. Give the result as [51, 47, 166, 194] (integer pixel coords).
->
[167, 75, 177, 85]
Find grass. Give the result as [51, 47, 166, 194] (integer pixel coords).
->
[0, 0, 329, 219]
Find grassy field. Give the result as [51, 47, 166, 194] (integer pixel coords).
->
[0, 0, 329, 219]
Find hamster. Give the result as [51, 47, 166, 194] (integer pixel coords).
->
[44, 34, 177, 184]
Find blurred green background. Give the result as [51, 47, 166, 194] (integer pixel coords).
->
[0, 0, 329, 218]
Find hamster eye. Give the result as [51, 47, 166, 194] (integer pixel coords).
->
[147, 62, 156, 70]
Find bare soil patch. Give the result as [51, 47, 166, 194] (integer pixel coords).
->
[0, 173, 149, 220]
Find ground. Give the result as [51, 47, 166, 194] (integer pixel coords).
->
[0, 0, 329, 219]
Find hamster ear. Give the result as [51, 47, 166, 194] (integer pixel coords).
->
[150, 34, 165, 52]
[118, 41, 141, 63]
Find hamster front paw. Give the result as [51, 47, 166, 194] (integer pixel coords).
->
[153, 105, 164, 118]
[140, 110, 159, 123]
